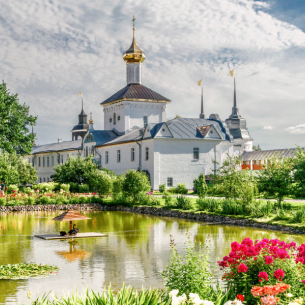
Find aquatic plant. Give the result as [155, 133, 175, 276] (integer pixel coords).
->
[0, 263, 59, 280]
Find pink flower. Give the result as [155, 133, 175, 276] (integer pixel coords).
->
[241, 238, 253, 246]
[301, 280, 305, 285]
[258, 271, 268, 281]
[265, 256, 274, 264]
[238, 263, 248, 273]
[274, 269, 285, 280]
[231, 241, 241, 252]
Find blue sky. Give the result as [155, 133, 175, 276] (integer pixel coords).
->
[0, 0, 305, 150]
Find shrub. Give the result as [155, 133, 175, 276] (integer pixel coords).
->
[27, 197, 35, 205]
[167, 187, 176, 194]
[60, 183, 70, 193]
[70, 196, 80, 205]
[221, 199, 244, 215]
[162, 191, 173, 207]
[69, 182, 79, 193]
[78, 184, 89, 193]
[40, 196, 51, 205]
[193, 173, 208, 198]
[197, 198, 219, 212]
[162, 233, 214, 300]
[0, 197, 6, 206]
[218, 238, 305, 305]
[175, 183, 188, 194]
[175, 196, 192, 210]
[250, 200, 274, 218]
[79, 196, 88, 204]
[89, 171, 112, 195]
[159, 183, 166, 193]
[112, 175, 125, 201]
[141, 193, 160, 206]
[49, 199, 56, 205]
[24, 187, 33, 195]
[290, 207, 305, 223]
[90, 195, 103, 204]
[7, 185, 19, 194]
[37, 182, 56, 192]
[56, 196, 65, 205]
[122, 170, 151, 202]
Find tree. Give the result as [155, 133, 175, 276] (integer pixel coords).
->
[193, 173, 208, 198]
[0, 152, 37, 185]
[53, 156, 99, 184]
[0, 82, 37, 155]
[252, 144, 262, 151]
[122, 170, 151, 202]
[292, 146, 305, 197]
[258, 156, 293, 207]
[89, 171, 113, 195]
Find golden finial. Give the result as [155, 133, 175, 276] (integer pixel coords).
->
[89, 112, 93, 124]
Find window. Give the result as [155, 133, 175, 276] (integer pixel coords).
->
[117, 150, 121, 163]
[39, 178, 42, 183]
[113, 113, 116, 125]
[193, 148, 199, 160]
[118, 115, 121, 121]
[167, 177, 173, 187]
[43, 178, 46, 182]
[131, 148, 135, 161]
[143, 116, 148, 128]
[47, 157, 49, 167]
[43, 157, 45, 167]
[145, 147, 149, 161]
[52, 156, 54, 166]
[47, 178, 50, 182]
[86, 146, 88, 157]
[109, 118, 112, 123]
[92, 146, 94, 156]
[38, 157, 41, 167]
[105, 151, 109, 164]
[61, 155, 63, 164]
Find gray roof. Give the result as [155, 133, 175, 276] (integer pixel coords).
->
[96, 128, 142, 146]
[101, 84, 171, 105]
[165, 118, 233, 141]
[31, 140, 82, 154]
[88, 130, 117, 146]
[242, 148, 301, 161]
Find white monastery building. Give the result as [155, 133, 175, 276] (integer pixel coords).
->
[26, 25, 253, 190]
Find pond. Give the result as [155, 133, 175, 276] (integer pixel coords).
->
[0, 210, 304, 304]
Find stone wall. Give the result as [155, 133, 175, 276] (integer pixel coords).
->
[0, 204, 304, 235]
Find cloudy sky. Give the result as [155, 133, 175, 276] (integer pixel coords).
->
[1, 0, 305, 149]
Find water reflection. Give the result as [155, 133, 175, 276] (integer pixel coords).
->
[0, 211, 304, 304]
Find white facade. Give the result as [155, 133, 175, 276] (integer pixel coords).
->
[103, 101, 167, 134]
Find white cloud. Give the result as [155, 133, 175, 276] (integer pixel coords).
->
[0, 0, 305, 149]
[286, 124, 305, 134]
[263, 126, 274, 130]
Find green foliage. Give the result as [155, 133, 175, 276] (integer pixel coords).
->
[162, 233, 214, 301]
[6, 184, 19, 194]
[175, 196, 192, 210]
[290, 206, 305, 223]
[53, 156, 99, 184]
[159, 183, 166, 193]
[112, 175, 125, 201]
[60, 183, 70, 192]
[37, 182, 56, 192]
[27, 197, 35, 205]
[79, 196, 88, 204]
[0, 152, 37, 186]
[0, 81, 37, 155]
[0, 263, 58, 280]
[69, 182, 79, 193]
[221, 199, 244, 215]
[0, 197, 6, 206]
[78, 183, 89, 193]
[162, 191, 173, 207]
[122, 170, 151, 202]
[40, 196, 51, 205]
[140, 193, 160, 206]
[70, 196, 80, 205]
[258, 156, 294, 207]
[89, 171, 112, 195]
[31, 285, 170, 305]
[293, 147, 305, 197]
[197, 198, 220, 212]
[55, 196, 65, 205]
[175, 183, 188, 194]
[91, 196, 103, 204]
[193, 173, 208, 198]
[250, 200, 274, 218]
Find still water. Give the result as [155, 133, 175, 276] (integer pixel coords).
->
[0, 211, 305, 304]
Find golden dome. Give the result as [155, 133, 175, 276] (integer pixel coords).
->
[122, 17, 145, 63]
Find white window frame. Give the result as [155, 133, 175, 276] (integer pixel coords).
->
[143, 115, 148, 128]
[193, 148, 199, 160]
[167, 177, 173, 187]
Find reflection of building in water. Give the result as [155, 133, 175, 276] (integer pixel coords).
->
[56, 241, 91, 263]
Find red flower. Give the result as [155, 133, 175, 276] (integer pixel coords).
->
[302, 280, 305, 285]
[236, 295, 244, 301]
[274, 269, 285, 280]
[265, 256, 273, 264]
[258, 271, 268, 281]
[238, 263, 248, 273]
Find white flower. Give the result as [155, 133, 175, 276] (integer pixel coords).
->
[171, 294, 187, 305]
[287, 294, 293, 298]
[189, 293, 200, 301]
[202, 301, 214, 305]
[232, 300, 243, 305]
[224, 301, 232, 305]
[169, 290, 179, 298]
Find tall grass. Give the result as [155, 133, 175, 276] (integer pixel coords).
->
[290, 206, 305, 223]
[250, 200, 274, 218]
[30, 286, 170, 305]
[175, 196, 192, 210]
[196, 198, 220, 212]
[221, 199, 244, 215]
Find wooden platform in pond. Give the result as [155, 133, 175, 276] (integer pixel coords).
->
[34, 232, 108, 240]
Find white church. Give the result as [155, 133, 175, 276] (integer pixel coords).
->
[26, 25, 253, 190]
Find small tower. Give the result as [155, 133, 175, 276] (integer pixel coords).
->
[72, 97, 89, 141]
[225, 77, 252, 153]
[122, 16, 145, 85]
[199, 86, 205, 119]
[89, 112, 94, 130]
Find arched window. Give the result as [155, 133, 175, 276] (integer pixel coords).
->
[113, 113, 116, 125]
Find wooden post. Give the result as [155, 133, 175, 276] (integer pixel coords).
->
[70, 221, 72, 231]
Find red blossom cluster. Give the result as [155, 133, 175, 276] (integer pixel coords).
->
[251, 283, 290, 297]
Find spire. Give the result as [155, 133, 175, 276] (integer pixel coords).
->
[229, 77, 240, 119]
[199, 86, 205, 119]
[89, 112, 94, 130]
